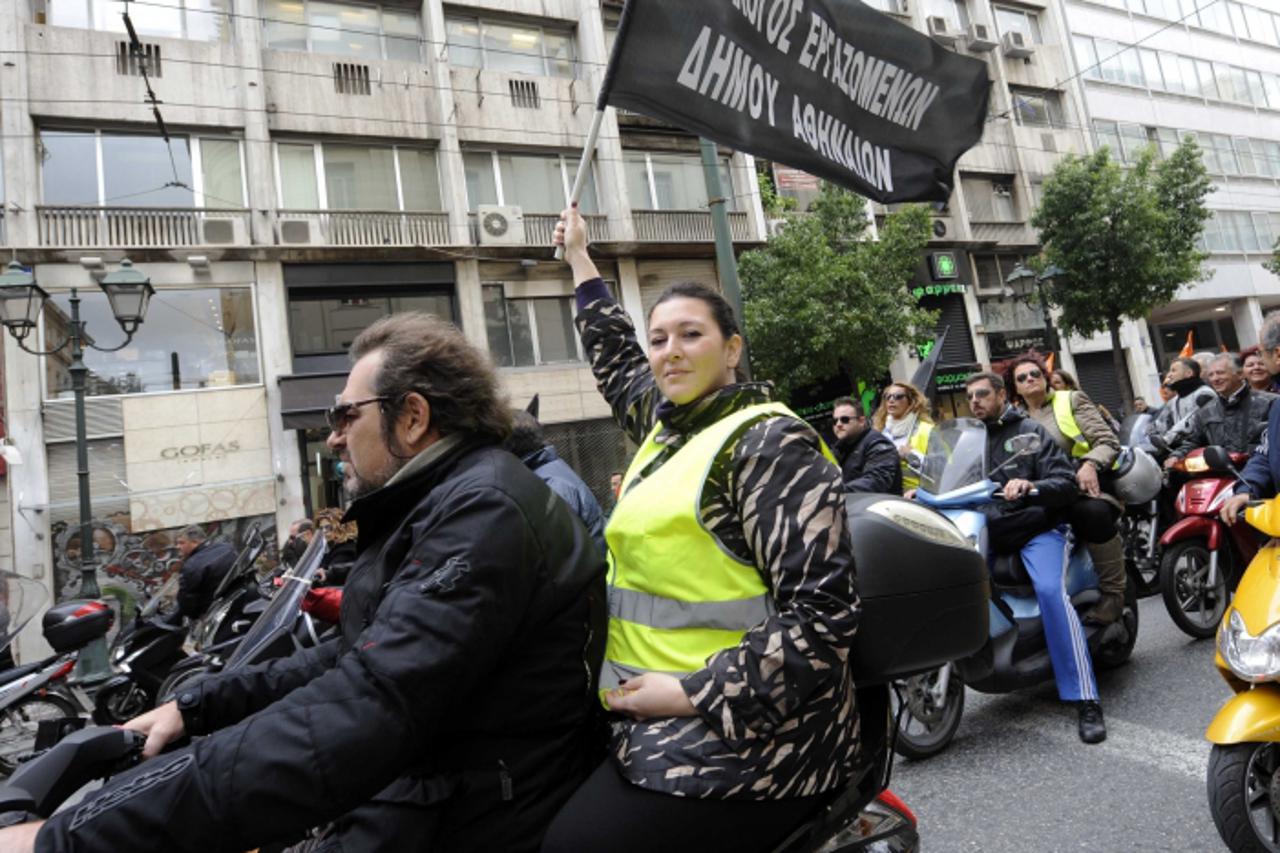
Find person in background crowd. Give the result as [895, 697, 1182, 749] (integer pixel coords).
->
[1224, 314, 1280, 524]
[831, 396, 902, 495]
[871, 381, 934, 492]
[174, 525, 237, 621]
[964, 371, 1106, 744]
[505, 410, 607, 557]
[1193, 351, 1216, 375]
[280, 518, 314, 567]
[1052, 370, 1121, 434]
[1241, 345, 1280, 393]
[1151, 356, 1216, 451]
[543, 205, 859, 853]
[313, 507, 358, 587]
[1168, 352, 1277, 466]
[1007, 354, 1127, 625]
[1133, 397, 1150, 414]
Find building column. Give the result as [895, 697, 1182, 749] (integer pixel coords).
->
[1232, 297, 1264, 351]
[422, 0, 472, 247]
[616, 257, 644, 337]
[454, 259, 488, 351]
[254, 262, 306, 541]
[233, 0, 277, 246]
[0, 10, 38, 247]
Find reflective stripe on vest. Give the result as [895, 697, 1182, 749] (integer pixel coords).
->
[1051, 390, 1091, 459]
[902, 420, 933, 490]
[600, 401, 835, 701]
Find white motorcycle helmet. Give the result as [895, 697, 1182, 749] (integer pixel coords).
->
[1109, 446, 1162, 505]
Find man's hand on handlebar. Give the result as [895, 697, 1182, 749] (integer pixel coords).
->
[1001, 478, 1035, 501]
[124, 701, 186, 760]
[1222, 493, 1253, 525]
[1163, 455, 1182, 470]
[0, 820, 43, 852]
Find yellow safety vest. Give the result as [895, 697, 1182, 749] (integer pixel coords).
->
[1050, 390, 1092, 459]
[901, 420, 934, 491]
[599, 402, 835, 699]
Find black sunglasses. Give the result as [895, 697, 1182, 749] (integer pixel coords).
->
[884, 392, 908, 402]
[326, 396, 391, 432]
[1015, 368, 1044, 383]
[966, 387, 994, 400]
[834, 416, 855, 424]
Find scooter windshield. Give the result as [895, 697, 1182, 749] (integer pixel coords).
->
[0, 573, 50, 656]
[138, 572, 180, 620]
[224, 533, 326, 671]
[918, 418, 988, 496]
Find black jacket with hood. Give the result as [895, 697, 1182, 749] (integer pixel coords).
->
[37, 437, 607, 853]
[982, 406, 1079, 553]
[834, 427, 903, 494]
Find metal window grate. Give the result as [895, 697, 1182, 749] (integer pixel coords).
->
[116, 41, 162, 77]
[333, 63, 372, 95]
[509, 79, 541, 109]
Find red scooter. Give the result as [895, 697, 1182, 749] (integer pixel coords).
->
[1158, 447, 1259, 639]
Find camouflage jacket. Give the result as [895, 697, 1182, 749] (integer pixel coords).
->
[576, 279, 861, 800]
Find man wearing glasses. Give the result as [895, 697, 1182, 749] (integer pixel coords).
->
[964, 372, 1106, 744]
[831, 396, 902, 494]
[15, 313, 607, 853]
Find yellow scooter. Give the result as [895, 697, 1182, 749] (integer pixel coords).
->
[1204, 446, 1280, 852]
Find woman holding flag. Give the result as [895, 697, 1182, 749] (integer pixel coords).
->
[541, 206, 860, 852]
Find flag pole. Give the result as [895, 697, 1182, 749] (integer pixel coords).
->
[699, 138, 748, 373]
[554, 108, 607, 262]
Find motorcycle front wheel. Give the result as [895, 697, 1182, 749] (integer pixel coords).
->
[891, 666, 964, 760]
[92, 680, 153, 725]
[1160, 539, 1227, 639]
[1208, 741, 1280, 852]
[0, 692, 80, 776]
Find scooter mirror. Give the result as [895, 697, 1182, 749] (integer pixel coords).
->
[905, 451, 924, 473]
[1203, 445, 1235, 473]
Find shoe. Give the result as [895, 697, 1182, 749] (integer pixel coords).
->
[1078, 701, 1106, 744]
[1083, 595, 1124, 626]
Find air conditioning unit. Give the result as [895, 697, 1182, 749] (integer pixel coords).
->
[477, 205, 525, 246]
[927, 16, 958, 45]
[200, 217, 247, 245]
[1001, 30, 1034, 58]
[766, 218, 787, 238]
[277, 218, 324, 246]
[966, 23, 997, 52]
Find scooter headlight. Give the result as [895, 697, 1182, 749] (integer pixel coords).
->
[1219, 610, 1280, 682]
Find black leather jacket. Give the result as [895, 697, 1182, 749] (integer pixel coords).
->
[1172, 384, 1277, 459]
[38, 438, 607, 853]
[176, 539, 237, 619]
[835, 427, 902, 494]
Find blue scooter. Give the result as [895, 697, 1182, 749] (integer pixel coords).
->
[892, 418, 1139, 759]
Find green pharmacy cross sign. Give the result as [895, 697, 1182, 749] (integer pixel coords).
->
[930, 252, 959, 280]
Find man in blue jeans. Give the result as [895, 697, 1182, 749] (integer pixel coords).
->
[965, 372, 1105, 744]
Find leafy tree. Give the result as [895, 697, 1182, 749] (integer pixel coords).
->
[1031, 137, 1211, 412]
[739, 184, 935, 401]
[1266, 239, 1280, 279]
[756, 169, 797, 217]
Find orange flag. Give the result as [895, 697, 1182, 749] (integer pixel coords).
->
[1045, 353, 1055, 373]
[1179, 331, 1195, 358]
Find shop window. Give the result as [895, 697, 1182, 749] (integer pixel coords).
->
[288, 290, 455, 356]
[42, 0, 232, 41]
[445, 15, 577, 78]
[462, 151, 599, 214]
[275, 142, 440, 211]
[262, 0, 421, 61]
[482, 285, 582, 367]
[43, 287, 261, 399]
[40, 130, 243, 208]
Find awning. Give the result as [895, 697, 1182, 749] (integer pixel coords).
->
[278, 372, 347, 430]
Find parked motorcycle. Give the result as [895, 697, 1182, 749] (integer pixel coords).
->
[0, 574, 113, 775]
[1159, 447, 1258, 639]
[895, 418, 1139, 759]
[1202, 446, 1280, 852]
[0, 497, 978, 851]
[93, 527, 269, 725]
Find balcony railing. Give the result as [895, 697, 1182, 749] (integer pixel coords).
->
[633, 210, 753, 242]
[37, 206, 250, 248]
[468, 212, 609, 245]
[278, 210, 451, 247]
[969, 221, 1038, 245]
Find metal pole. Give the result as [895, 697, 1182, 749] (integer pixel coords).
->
[554, 108, 607, 262]
[68, 288, 110, 684]
[698, 138, 750, 377]
[1038, 280, 1059, 355]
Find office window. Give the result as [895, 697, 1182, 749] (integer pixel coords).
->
[1010, 88, 1065, 127]
[1093, 120, 1122, 158]
[1195, 60, 1219, 99]
[923, 0, 969, 30]
[1264, 74, 1280, 110]
[1260, 141, 1280, 179]
[962, 175, 1018, 222]
[1095, 39, 1126, 84]
[1157, 52, 1185, 93]
[262, 0, 421, 61]
[44, 288, 260, 398]
[1138, 49, 1163, 90]
[1243, 5, 1278, 45]
[289, 290, 454, 355]
[1074, 36, 1100, 80]
[1118, 124, 1153, 163]
[1156, 127, 1180, 160]
[624, 152, 737, 212]
[462, 151, 599, 214]
[482, 286, 582, 367]
[1234, 137, 1260, 175]
[993, 5, 1043, 43]
[45, 0, 231, 40]
[40, 130, 242, 208]
[275, 143, 440, 210]
[1210, 134, 1239, 175]
[445, 16, 577, 78]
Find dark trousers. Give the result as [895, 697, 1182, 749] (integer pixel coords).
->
[540, 760, 829, 853]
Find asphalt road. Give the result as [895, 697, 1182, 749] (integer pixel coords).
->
[892, 595, 1233, 852]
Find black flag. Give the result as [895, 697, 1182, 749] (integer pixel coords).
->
[911, 326, 950, 398]
[600, 0, 991, 202]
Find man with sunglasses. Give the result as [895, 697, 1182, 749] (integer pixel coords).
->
[964, 372, 1106, 744]
[831, 397, 902, 494]
[15, 313, 607, 853]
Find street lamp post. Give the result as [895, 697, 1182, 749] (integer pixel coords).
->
[0, 259, 153, 685]
[1006, 263, 1061, 355]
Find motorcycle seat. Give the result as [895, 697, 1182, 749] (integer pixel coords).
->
[990, 553, 1031, 587]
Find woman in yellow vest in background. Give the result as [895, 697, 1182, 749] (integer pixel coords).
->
[541, 207, 860, 853]
[871, 381, 934, 492]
